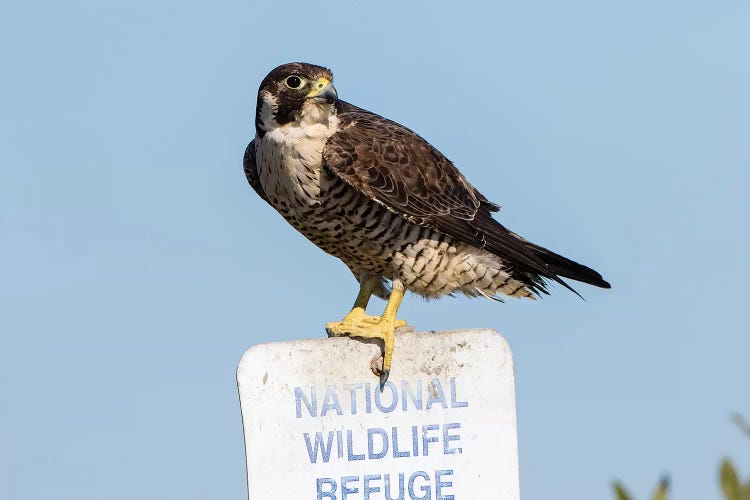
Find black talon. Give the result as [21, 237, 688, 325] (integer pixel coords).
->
[379, 369, 390, 389]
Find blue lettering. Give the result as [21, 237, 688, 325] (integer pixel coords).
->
[401, 380, 422, 411]
[336, 430, 344, 459]
[343, 383, 363, 414]
[341, 476, 359, 499]
[392, 426, 410, 458]
[435, 470, 454, 500]
[408, 471, 431, 500]
[375, 381, 398, 413]
[426, 379, 447, 409]
[321, 386, 343, 416]
[304, 432, 334, 463]
[443, 423, 461, 454]
[450, 378, 468, 408]
[385, 472, 405, 500]
[346, 430, 365, 461]
[367, 428, 389, 459]
[295, 386, 317, 418]
[422, 424, 439, 456]
[364, 383, 373, 413]
[363, 474, 381, 499]
[411, 425, 419, 456]
[317, 477, 337, 499]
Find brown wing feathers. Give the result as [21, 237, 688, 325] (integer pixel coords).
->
[323, 111, 610, 295]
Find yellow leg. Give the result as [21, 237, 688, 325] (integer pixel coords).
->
[326, 279, 407, 382]
[379, 282, 404, 377]
[338, 276, 381, 325]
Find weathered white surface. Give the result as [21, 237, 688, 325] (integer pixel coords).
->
[237, 328, 519, 500]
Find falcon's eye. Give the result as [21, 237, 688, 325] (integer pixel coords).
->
[285, 76, 303, 89]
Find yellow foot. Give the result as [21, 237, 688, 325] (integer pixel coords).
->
[331, 307, 407, 329]
[351, 316, 408, 328]
[325, 315, 402, 383]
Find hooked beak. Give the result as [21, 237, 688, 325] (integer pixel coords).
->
[306, 77, 338, 104]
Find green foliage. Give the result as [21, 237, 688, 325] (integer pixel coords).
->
[720, 458, 750, 500]
[651, 476, 669, 500]
[613, 415, 749, 500]
[721, 459, 740, 500]
[612, 481, 633, 500]
[611, 476, 669, 500]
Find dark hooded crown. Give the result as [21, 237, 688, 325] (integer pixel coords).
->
[255, 62, 334, 134]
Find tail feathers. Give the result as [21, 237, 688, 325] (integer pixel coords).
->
[526, 242, 611, 289]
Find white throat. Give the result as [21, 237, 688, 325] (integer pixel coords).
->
[255, 94, 340, 208]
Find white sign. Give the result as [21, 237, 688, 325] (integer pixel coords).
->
[237, 328, 519, 500]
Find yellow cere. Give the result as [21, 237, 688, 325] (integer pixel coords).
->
[306, 77, 331, 97]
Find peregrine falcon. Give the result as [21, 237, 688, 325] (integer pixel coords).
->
[244, 62, 610, 380]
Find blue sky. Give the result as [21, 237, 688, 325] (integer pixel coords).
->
[1, 1, 748, 498]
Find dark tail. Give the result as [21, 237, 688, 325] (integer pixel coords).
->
[526, 242, 611, 289]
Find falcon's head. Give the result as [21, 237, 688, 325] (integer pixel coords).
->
[255, 62, 338, 135]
